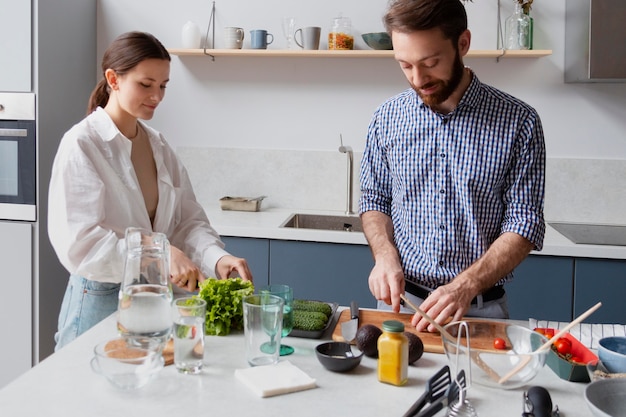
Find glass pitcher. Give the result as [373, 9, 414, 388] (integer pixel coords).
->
[117, 227, 173, 350]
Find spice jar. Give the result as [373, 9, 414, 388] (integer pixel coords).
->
[328, 15, 354, 50]
[377, 320, 408, 386]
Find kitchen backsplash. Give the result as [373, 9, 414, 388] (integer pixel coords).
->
[178, 147, 626, 225]
[177, 147, 362, 213]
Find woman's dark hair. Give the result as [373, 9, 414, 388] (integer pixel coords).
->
[87, 31, 171, 115]
[384, 0, 469, 43]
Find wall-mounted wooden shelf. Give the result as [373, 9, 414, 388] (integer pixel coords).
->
[168, 48, 552, 59]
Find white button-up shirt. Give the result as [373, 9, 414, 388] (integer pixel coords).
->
[48, 107, 228, 283]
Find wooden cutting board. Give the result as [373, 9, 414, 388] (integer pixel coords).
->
[331, 309, 510, 354]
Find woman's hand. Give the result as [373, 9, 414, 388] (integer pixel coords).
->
[216, 255, 253, 282]
[169, 246, 203, 292]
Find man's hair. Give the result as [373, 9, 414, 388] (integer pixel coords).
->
[384, 0, 469, 43]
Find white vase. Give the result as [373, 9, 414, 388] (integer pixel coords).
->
[182, 21, 202, 49]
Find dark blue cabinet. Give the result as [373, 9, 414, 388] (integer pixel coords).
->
[268, 240, 377, 308]
[222, 236, 270, 286]
[508, 255, 574, 321]
[574, 258, 626, 324]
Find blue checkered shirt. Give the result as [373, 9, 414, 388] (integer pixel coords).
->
[359, 73, 546, 287]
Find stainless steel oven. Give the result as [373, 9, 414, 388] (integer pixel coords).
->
[0, 93, 36, 221]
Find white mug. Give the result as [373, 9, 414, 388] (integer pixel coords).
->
[224, 27, 244, 49]
[295, 26, 321, 50]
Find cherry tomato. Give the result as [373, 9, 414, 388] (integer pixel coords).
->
[570, 356, 583, 364]
[554, 337, 572, 355]
[494, 337, 507, 350]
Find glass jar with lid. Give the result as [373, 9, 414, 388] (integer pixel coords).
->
[377, 320, 409, 386]
[328, 15, 354, 50]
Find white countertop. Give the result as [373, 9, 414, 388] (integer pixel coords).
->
[206, 207, 626, 260]
[0, 312, 594, 416]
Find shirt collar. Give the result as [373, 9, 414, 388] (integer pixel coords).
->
[90, 107, 124, 143]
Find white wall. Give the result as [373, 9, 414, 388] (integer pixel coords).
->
[96, 0, 626, 221]
[97, 0, 626, 156]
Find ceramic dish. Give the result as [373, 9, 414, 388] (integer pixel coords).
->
[290, 302, 338, 339]
[585, 378, 626, 417]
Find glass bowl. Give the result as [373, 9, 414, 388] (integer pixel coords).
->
[442, 320, 549, 389]
[90, 337, 164, 390]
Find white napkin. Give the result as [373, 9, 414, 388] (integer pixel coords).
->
[529, 318, 626, 349]
[234, 361, 317, 398]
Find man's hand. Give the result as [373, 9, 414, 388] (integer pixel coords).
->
[368, 257, 405, 313]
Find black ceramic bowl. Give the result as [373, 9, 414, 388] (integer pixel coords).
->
[315, 342, 363, 372]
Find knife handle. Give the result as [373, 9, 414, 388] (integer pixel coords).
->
[350, 301, 359, 320]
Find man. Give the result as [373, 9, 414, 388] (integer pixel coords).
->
[359, 0, 546, 332]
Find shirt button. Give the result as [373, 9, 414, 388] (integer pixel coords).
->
[439, 189, 445, 194]
[440, 153, 446, 158]
[438, 261, 445, 266]
[439, 224, 445, 230]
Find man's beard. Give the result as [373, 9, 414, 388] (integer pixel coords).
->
[411, 52, 465, 107]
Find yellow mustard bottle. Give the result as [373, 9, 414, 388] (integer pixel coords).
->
[377, 320, 408, 386]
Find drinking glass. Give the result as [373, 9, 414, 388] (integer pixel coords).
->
[243, 294, 283, 366]
[117, 228, 173, 351]
[282, 17, 296, 49]
[260, 284, 294, 356]
[172, 297, 206, 374]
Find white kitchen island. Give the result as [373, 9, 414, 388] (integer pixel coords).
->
[0, 312, 593, 416]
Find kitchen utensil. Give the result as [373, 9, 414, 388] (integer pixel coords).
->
[442, 320, 547, 389]
[598, 336, 626, 373]
[361, 32, 393, 50]
[290, 301, 338, 339]
[585, 378, 626, 417]
[402, 365, 451, 417]
[411, 369, 466, 417]
[522, 386, 559, 417]
[400, 295, 501, 382]
[498, 301, 602, 384]
[172, 297, 206, 374]
[259, 284, 295, 356]
[91, 337, 164, 390]
[315, 341, 363, 372]
[243, 294, 284, 367]
[340, 301, 359, 343]
[117, 228, 173, 350]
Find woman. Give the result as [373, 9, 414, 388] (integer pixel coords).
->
[48, 31, 252, 350]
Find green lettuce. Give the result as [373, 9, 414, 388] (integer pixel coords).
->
[195, 277, 254, 336]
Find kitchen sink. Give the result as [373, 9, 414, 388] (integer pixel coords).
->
[280, 213, 363, 232]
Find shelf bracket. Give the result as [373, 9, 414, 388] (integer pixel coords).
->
[202, 1, 216, 61]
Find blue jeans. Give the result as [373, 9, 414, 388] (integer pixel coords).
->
[55, 275, 120, 351]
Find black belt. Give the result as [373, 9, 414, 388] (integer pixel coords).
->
[404, 280, 505, 305]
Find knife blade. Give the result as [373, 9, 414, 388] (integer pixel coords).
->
[341, 301, 359, 343]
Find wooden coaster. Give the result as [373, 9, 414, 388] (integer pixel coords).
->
[103, 338, 174, 366]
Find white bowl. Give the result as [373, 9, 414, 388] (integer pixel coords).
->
[585, 378, 626, 417]
[91, 337, 164, 390]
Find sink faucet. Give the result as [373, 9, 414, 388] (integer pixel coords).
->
[338, 134, 355, 215]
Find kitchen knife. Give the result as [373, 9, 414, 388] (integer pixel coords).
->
[341, 301, 359, 343]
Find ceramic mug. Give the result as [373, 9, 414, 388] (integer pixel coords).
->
[250, 29, 274, 49]
[295, 26, 321, 50]
[224, 27, 244, 49]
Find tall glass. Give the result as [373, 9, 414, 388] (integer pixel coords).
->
[172, 297, 206, 374]
[282, 17, 296, 49]
[243, 294, 284, 366]
[117, 228, 173, 351]
[260, 284, 294, 356]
